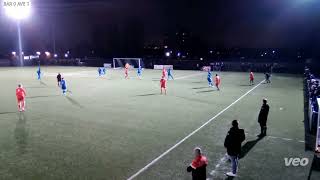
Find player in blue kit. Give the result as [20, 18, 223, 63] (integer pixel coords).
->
[102, 67, 106, 75]
[137, 66, 142, 79]
[60, 77, 67, 95]
[98, 67, 102, 76]
[167, 68, 174, 80]
[207, 70, 213, 87]
[36, 66, 41, 80]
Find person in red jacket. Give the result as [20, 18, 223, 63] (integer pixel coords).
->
[160, 77, 167, 95]
[187, 147, 208, 180]
[250, 71, 254, 85]
[16, 84, 26, 112]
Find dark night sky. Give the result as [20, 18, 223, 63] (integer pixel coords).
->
[0, 0, 320, 53]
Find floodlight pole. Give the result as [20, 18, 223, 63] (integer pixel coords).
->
[17, 20, 23, 66]
[52, 23, 56, 55]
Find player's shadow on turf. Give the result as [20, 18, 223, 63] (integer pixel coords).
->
[173, 95, 211, 104]
[15, 112, 28, 154]
[0, 111, 16, 115]
[65, 96, 83, 108]
[239, 137, 264, 159]
[136, 93, 158, 97]
[191, 81, 203, 84]
[25, 86, 47, 89]
[40, 81, 48, 86]
[239, 84, 253, 87]
[307, 155, 320, 180]
[224, 176, 235, 180]
[27, 95, 60, 99]
[196, 89, 216, 93]
[192, 87, 210, 90]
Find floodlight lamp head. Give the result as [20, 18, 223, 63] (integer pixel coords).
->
[4, 0, 31, 20]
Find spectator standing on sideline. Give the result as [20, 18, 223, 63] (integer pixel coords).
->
[258, 98, 270, 137]
[57, 73, 62, 87]
[224, 120, 245, 177]
[187, 147, 208, 180]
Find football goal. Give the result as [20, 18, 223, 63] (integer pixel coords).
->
[112, 58, 143, 69]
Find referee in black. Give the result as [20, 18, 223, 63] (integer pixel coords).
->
[258, 98, 269, 137]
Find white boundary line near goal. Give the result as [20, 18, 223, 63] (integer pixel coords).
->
[127, 79, 265, 180]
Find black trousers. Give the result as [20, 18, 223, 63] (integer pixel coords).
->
[259, 123, 267, 135]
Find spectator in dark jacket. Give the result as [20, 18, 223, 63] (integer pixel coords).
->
[187, 147, 208, 180]
[258, 98, 270, 137]
[57, 73, 62, 87]
[224, 120, 245, 177]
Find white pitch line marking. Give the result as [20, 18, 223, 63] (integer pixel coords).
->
[210, 155, 228, 176]
[268, 136, 278, 139]
[267, 136, 304, 143]
[126, 80, 265, 180]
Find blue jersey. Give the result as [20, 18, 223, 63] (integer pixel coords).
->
[207, 72, 212, 79]
[61, 79, 67, 90]
[137, 67, 142, 74]
[168, 69, 172, 75]
[37, 68, 41, 79]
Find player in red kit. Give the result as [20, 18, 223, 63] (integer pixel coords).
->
[16, 84, 26, 112]
[215, 74, 221, 91]
[162, 67, 166, 79]
[125, 63, 129, 79]
[249, 71, 254, 85]
[160, 77, 167, 95]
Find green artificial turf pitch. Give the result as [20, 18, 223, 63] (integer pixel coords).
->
[0, 67, 316, 180]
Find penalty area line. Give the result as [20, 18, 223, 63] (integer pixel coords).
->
[127, 80, 265, 180]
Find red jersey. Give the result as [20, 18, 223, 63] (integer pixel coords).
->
[191, 155, 208, 169]
[162, 68, 166, 77]
[16, 87, 26, 99]
[215, 76, 221, 85]
[160, 78, 167, 88]
[250, 72, 254, 80]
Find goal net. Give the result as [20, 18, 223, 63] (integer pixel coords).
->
[113, 58, 143, 69]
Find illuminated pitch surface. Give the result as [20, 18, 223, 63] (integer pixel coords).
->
[0, 67, 315, 180]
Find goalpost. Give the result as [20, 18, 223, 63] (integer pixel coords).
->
[112, 58, 142, 69]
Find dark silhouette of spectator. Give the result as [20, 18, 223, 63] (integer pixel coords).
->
[187, 147, 208, 180]
[57, 73, 62, 87]
[258, 99, 270, 137]
[224, 120, 245, 177]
